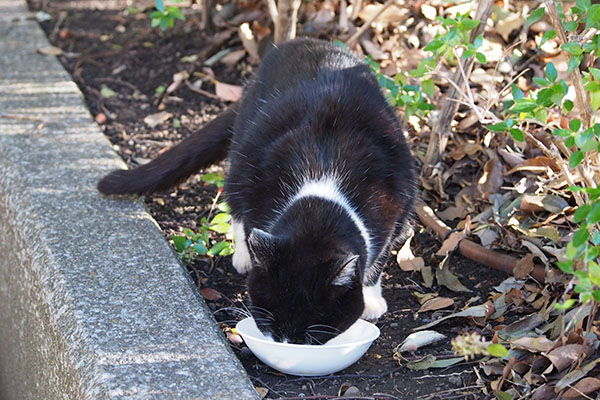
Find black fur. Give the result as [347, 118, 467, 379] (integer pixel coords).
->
[98, 38, 415, 344]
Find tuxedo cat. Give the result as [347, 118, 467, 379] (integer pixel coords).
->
[98, 38, 415, 344]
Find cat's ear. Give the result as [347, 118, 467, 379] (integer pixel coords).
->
[248, 228, 277, 265]
[331, 254, 360, 287]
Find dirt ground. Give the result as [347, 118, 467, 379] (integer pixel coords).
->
[28, 1, 518, 398]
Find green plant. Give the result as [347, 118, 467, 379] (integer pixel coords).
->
[150, 0, 185, 31]
[486, 2, 600, 309]
[171, 172, 234, 262]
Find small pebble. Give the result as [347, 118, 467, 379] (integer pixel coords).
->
[95, 113, 107, 125]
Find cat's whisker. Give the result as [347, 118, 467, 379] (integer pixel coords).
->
[306, 324, 342, 333]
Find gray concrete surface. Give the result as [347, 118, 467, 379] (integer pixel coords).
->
[0, 2, 258, 399]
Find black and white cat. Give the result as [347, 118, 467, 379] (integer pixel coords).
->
[98, 38, 415, 344]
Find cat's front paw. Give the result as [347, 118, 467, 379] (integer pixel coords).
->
[361, 283, 388, 320]
[232, 242, 252, 273]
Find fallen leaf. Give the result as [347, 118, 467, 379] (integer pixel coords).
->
[477, 157, 504, 197]
[544, 344, 584, 373]
[510, 336, 554, 353]
[418, 297, 454, 313]
[358, 3, 408, 28]
[437, 205, 468, 221]
[144, 111, 172, 128]
[221, 49, 246, 66]
[502, 312, 548, 336]
[495, 12, 524, 41]
[199, 287, 222, 301]
[435, 231, 465, 257]
[100, 86, 117, 98]
[513, 254, 536, 279]
[436, 264, 470, 292]
[405, 354, 462, 370]
[254, 386, 269, 399]
[521, 156, 560, 172]
[215, 81, 243, 102]
[473, 226, 499, 247]
[37, 46, 63, 56]
[226, 331, 243, 345]
[493, 277, 526, 292]
[412, 291, 438, 304]
[562, 377, 600, 399]
[397, 330, 447, 353]
[414, 303, 491, 331]
[555, 358, 600, 391]
[449, 141, 482, 160]
[421, 266, 434, 288]
[420, 4, 437, 20]
[397, 235, 424, 271]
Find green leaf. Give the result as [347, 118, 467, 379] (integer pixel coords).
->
[573, 227, 590, 247]
[586, 202, 600, 224]
[210, 212, 232, 225]
[562, 42, 583, 56]
[155, 0, 165, 11]
[487, 343, 509, 358]
[509, 128, 525, 142]
[586, 4, 600, 29]
[217, 202, 231, 213]
[190, 242, 208, 255]
[591, 91, 600, 111]
[565, 136, 576, 148]
[545, 62, 557, 82]
[473, 34, 483, 49]
[535, 108, 548, 124]
[100, 86, 117, 98]
[475, 52, 487, 64]
[511, 83, 525, 100]
[567, 55, 583, 74]
[494, 390, 513, 400]
[533, 77, 549, 87]
[209, 223, 231, 234]
[541, 30, 557, 46]
[526, 7, 545, 29]
[512, 99, 537, 113]
[552, 128, 571, 137]
[460, 19, 480, 30]
[564, 21, 578, 32]
[574, 204, 592, 223]
[563, 99, 574, 113]
[555, 299, 577, 310]
[570, 150, 584, 168]
[421, 78, 434, 98]
[200, 172, 225, 187]
[172, 235, 188, 253]
[570, 119, 582, 132]
[424, 39, 444, 52]
[208, 241, 232, 256]
[487, 121, 508, 132]
[590, 67, 600, 81]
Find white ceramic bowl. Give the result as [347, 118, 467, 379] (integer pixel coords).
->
[235, 317, 380, 376]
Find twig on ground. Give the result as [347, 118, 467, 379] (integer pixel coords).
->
[416, 201, 549, 282]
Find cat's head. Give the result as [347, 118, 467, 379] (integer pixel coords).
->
[246, 228, 365, 344]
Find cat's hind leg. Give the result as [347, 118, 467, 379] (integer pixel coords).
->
[232, 220, 252, 273]
[361, 278, 387, 320]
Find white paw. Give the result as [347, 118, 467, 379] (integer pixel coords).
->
[232, 220, 252, 274]
[361, 280, 387, 320]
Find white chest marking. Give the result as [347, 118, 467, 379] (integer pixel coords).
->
[289, 176, 372, 266]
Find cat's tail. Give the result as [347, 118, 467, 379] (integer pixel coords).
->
[97, 105, 237, 195]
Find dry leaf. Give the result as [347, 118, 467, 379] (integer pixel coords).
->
[421, 266, 434, 288]
[414, 303, 491, 331]
[562, 377, 600, 399]
[418, 297, 454, 313]
[544, 344, 584, 373]
[412, 291, 438, 304]
[199, 287, 222, 301]
[435, 231, 465, 257]
[436, 264, 470, 292]
[166, 70, 189, 94]
[37, 46, 63, 56]
[255, 386, 269, 399]
[510, 336, 554, 353]
[397, 330, 446, 353]
[144, 111, 172, 128]
[221, 49, 246, 66]
[513, 254, 536, 279]
[495, 12, 524, 41]
[397, 235, 424, 271]
[226, 331, 243, 345]
[238, 23, 259, 61]
[477, 157, 504, 197]
[420, 4, 437, 20]
[215, 81, 243, 102]
[358, 3, 408, 28]
[437, 205, 468, 221]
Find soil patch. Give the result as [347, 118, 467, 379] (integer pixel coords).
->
[28, 2, 510, 398]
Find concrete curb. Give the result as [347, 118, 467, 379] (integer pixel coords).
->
[0, 1, 258, 399]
